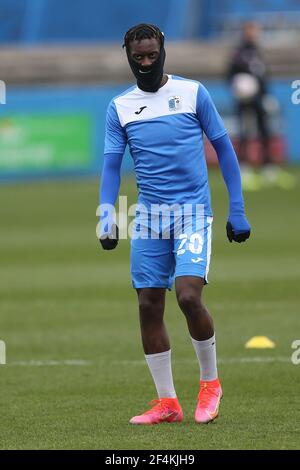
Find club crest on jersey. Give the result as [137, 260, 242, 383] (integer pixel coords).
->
[168, 96, 181, 111]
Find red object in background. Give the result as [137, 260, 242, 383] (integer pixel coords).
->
[205, 135, 286, 166]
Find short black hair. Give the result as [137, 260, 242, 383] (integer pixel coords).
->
[123, 23, 164, 50]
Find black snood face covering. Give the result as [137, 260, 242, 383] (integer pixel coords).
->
[126, 44, 166, 93]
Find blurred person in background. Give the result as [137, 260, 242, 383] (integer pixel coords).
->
[99, 23, 251, 426]
[227, 21, 295, 190]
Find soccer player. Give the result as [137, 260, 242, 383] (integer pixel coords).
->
[99, 24, 251, 425]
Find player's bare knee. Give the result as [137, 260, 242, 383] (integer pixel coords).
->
[138, 294, 164, 321]
[177, 291, 205, 318]
[139, 298, 156, 316]
[138, 289, 164, 312]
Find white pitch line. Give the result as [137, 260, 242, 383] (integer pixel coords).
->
[2, 357, 292, 367]
[7, 360, 92, 367]
[114, 356, 291, 366]
[218, 356, 290, 364]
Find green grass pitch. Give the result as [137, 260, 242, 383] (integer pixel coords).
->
[0, 168, 300, 449]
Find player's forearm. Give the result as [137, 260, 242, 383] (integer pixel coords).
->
[100, 153, 123, 206]
[99, 153, 123, 235]
[211, 134, 245, 214]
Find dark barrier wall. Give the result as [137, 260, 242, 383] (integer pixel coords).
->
[0, 79, 298, 182]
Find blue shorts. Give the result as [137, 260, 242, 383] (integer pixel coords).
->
[131, 215, 213, 289]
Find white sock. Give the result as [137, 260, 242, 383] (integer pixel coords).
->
[191, 334, 218, 381]
[145, 349, 177, 398]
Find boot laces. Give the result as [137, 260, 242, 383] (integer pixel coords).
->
[145, 399, 172, 415]
[198, 384, 217, 407]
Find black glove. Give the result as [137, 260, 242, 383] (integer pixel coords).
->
[99, 224, 119, 250]
[226, 221, 251, 243]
